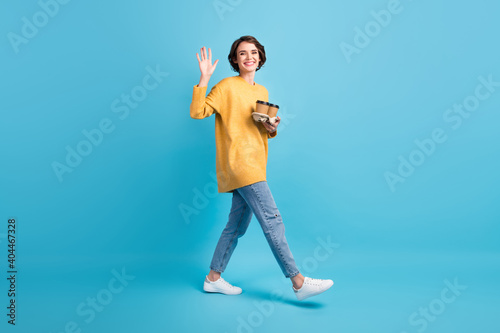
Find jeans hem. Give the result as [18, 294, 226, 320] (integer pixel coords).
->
[209, 267, 223, 273]
[286, 270, 300, 279]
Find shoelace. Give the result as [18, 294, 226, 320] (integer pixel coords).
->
[219, 278, 236, 289]
[305, 278, 324, 287]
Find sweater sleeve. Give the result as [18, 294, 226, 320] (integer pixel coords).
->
[190, 84, 222, 119]
[268, 130, 277, 139]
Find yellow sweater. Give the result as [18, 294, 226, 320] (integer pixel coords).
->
[190, 75, 277, 193]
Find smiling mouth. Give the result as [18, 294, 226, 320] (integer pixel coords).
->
[244, 61, 255, 66]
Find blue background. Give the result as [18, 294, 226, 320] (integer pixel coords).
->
[1, 0, 499, 332]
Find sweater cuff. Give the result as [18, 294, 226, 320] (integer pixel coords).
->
[268, 130, 277, 139]
[193, 84, 207, 97]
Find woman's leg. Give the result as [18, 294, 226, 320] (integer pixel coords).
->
[236, 181, 301, 280]
[208, 189, 253, 279]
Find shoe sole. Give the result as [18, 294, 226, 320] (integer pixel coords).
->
[203, 283, 242, 295]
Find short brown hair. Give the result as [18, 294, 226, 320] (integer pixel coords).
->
[228, 36, 266, 73]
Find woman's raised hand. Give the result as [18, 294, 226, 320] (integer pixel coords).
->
[197, 46, 219, 77]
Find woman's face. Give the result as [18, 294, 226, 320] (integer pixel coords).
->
[234, 41, 260, 73]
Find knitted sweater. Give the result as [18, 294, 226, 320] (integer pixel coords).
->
[190, 75, 277, 193]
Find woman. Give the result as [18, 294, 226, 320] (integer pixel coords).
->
[190, 36, 333, 301]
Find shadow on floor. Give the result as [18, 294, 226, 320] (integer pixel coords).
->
[192, 281, 326, 309]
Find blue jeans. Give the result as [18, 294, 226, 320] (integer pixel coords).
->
[209, 181, 300, 278]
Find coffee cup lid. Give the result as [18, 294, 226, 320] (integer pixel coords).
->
[256, 100, 270, 105]
[268, 103, 279, 108]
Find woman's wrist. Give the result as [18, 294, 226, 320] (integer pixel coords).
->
[198, 74, 211, 87]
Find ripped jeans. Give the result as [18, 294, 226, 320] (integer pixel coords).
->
[209, 181, 300, 278]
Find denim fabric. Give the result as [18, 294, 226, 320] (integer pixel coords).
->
[209, 181, 300, 278]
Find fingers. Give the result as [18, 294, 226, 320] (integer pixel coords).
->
[208, 47, 212, 61]
[196, 53, 201, 63]
[213, 59, 219, 68]
[262, 122, 276, 132]
[199, 47, 205, 61]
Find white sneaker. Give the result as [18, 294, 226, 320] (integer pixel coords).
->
[293, 277, 334, 301]
[203, 275, 242, 295]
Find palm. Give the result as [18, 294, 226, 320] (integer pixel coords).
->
[197, 46, 219, 76]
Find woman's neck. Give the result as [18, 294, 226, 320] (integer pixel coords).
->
[238, 72, 256, 86]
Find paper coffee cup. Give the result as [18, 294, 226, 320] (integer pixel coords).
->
[256, 100, 270, 115]
[267, 103, 279, 118]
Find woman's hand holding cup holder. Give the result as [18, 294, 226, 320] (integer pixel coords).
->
[252, 100, 280, 132]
